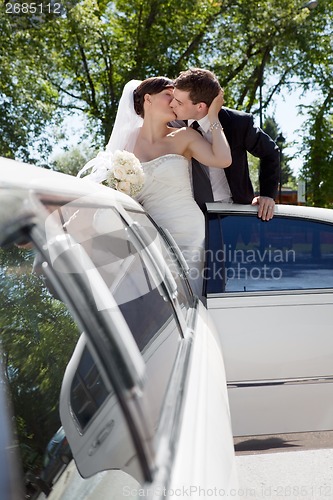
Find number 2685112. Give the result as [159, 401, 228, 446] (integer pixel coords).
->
[6, 3, 62, 15]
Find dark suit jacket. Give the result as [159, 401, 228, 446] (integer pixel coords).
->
[218, 107, 280, 203]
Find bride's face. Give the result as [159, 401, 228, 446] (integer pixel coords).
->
[148, 89, 176, 120]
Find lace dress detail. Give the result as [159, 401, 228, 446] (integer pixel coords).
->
[141, 153, 183, 170]
[136, 154, 205, 296]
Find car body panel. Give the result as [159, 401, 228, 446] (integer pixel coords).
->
[205, 203, 333, 436]
[168, 302, 238, 494]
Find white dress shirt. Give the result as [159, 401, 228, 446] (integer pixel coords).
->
[189, 116, 233, 203]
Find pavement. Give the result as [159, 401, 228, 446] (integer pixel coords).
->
[234, 431, 333, 455]
[40, 432, 333, 499]
[235, 432, 333, 499]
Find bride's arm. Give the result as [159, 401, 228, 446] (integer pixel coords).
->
[185, 92, 232, 168]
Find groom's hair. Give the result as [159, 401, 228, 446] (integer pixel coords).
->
[174, 68, 223, 107]
[133, 77, 174, 117]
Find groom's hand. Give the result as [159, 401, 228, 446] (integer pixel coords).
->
[252, 196, 275, 221]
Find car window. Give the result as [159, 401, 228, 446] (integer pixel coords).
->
[127, 210, 193, 319]
[70, 345, 110, 431]
[47, 203, 185, 347]
[206, 214, 333, 293]
[40, 200, 185, 434]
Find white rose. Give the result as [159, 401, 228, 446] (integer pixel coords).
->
[113, 166, 128, 180]
[125, 172, 138, 184]
[117, 181, 131, 195]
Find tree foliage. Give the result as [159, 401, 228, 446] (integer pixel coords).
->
[51, 142, 97, 175]
[0, 9, 60, 161]
[301, 95, 333, 207]
[0, 246, 80, 468]
[1, 0, 332, 202]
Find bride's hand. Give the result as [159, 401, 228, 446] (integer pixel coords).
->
[207, 90, 224, 121]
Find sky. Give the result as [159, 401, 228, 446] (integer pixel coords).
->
[264, 87, 317, 176]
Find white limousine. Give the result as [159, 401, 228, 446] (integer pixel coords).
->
[0, 158, 239, 499]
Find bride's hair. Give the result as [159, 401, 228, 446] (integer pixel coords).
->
[77, 77, 174, 179]
[133, 77, 174, 118]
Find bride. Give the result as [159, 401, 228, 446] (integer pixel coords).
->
[80, 77, 231, 297]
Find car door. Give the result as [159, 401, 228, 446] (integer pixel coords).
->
[0, 189, 151, 483]
[0, 159, 239, 498]
[205, 203, 333, 436]
[0, 178, 239, 499]
[41, 194, 238, 495]
[50, 200, 186, 482]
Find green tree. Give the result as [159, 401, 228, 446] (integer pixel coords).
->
[249, 116, 296, 195]
[0, 246, 80, 467]
[0, 9, 60, 161]
[301, 94, 333, 208]
[1, 0, 332, 195]
[51, 142, 97, 175]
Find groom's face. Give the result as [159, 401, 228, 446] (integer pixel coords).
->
[170, 89, 207, 121]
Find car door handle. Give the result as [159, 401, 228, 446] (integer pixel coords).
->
[88, 420, 115, 456]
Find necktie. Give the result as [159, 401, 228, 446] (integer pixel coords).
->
[190, 121, 214, 211]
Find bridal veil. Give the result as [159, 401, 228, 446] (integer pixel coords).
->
[77, 79, 143, 181]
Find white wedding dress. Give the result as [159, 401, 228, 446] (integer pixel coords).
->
[135, 154, 205, 297]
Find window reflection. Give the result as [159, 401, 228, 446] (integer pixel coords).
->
[206, 214, 333, 293]
[42, 201, 185, 433]
[71, 346, 110, 430]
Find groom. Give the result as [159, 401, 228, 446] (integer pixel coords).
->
[170, 68, 280, 221]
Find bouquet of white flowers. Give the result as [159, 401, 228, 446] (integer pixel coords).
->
[77, 149, 145, 197]
[105, 150, 145, 197]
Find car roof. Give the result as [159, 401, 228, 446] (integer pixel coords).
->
[206, 201, 333, 224]
[1, 156, 331, 224]
[0, 156, 143, 212]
